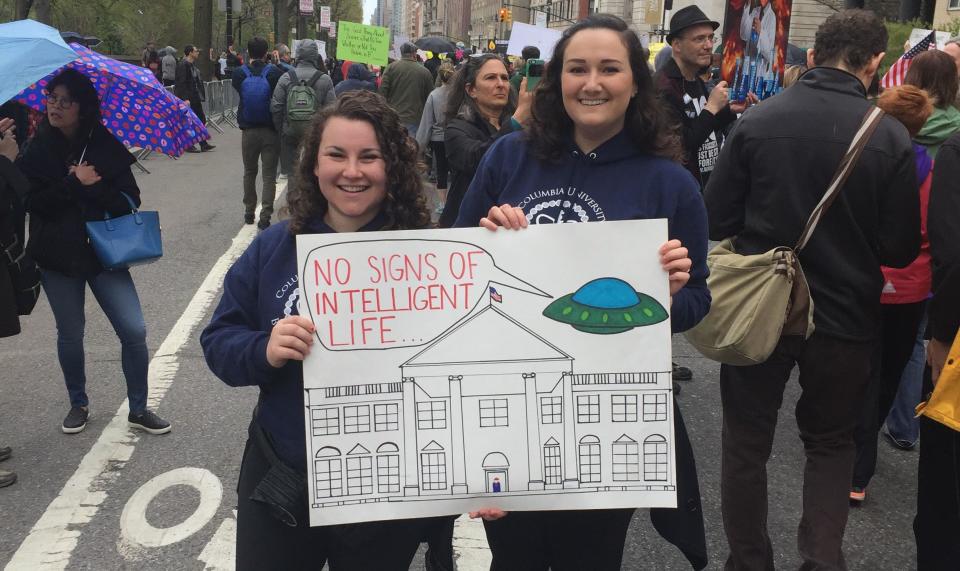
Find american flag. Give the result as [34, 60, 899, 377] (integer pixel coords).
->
[489, 286, 502, 303]
[881, 31, 936, 89]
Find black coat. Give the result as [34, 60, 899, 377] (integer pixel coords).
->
[440, 112, 518, 228]
[705, 67, 920, 341]
[928, 132, 960, 344]
[19, 122, 140, 278]
[0, 156, 29, 337]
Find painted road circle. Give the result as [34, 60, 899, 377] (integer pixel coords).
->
[120, 467, 223, 548]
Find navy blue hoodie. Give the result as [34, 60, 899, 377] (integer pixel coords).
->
[454, 129, 711, 333]
[201, 214, 387, 471]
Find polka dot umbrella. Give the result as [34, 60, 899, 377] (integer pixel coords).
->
[14, 43, 209, 157]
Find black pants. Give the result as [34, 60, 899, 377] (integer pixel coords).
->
[852, 301, 926, 488]
[482, 508, 634, 570]
[429, 141, 448, 190]
[720, 333, 873, 571]
[914, 365, 960, 570]
[235, 432, 425, 570]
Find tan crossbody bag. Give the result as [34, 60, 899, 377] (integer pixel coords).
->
[684, 106, 885, 366]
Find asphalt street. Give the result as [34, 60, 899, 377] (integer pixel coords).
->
[0, 125, 920, 570]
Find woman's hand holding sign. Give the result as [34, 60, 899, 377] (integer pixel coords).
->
[659, 239, 691, 297]
[480, 204, 528, 231]
[266, 316, 316, 368]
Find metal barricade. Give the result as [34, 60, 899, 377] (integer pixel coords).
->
[219, 79, 239, 128]
[202, 80, 225, 134]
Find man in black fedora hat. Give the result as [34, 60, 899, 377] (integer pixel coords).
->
[655, 6, 754, 190]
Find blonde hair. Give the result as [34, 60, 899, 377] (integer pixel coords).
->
[782, 65, 806, 89]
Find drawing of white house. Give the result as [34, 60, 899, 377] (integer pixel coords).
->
[304, 304, 674, 508]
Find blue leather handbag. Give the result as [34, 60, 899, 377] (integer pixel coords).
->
[85, 192, 162, 270]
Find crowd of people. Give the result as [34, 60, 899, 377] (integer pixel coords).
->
[1, 7, 959, 571]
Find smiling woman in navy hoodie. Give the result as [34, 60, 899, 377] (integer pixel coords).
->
[454, 14, 711, 571]
[201, 91, 433, 570]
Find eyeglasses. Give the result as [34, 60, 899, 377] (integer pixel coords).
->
[46, 93, 77, 109]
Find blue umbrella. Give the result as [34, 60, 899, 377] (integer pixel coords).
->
[0, 19, 77, 105]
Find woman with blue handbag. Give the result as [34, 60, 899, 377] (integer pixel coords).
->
[17, 69, 170, 436]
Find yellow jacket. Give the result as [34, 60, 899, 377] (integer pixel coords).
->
[917, 328, 960, 431]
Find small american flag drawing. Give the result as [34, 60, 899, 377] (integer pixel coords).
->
[881, 31, 936, 89]
[489, 286, 503, 303]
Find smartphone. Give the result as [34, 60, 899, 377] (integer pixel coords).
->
[524, 59, 545, 92]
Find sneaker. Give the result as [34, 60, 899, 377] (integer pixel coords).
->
[0, 446, 10, 462]
[200, 143, 216, 151]
[62, 406, 89, 434]
[244, 213, 255, 225]
[128, 409, 171, 435]
[185, 146, 201, 154]
[849, 486, 866, 505]
[0, 469, 16, 488]
[673, 362, 693, 381]
[257, 219, 271, 231]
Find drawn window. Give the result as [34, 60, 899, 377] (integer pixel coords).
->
[346, 455, 373, 495]
[540, 396, 562, 424]
[417, 401, 447, 430]
[374, 403, 399, 432]
[479, 399, 509, 427]
[376, 453, 400, 493]
[314, 458, 342, 499]
[612, 440, 641, 481]
[577, 394, 600, 423]
[312, 407, 339, 436]
[342, 405, 370, 434]
[644, 435, 669, 482]
[643, 393, 668, 422]
[611, 394, 638, 422]
[544, 443, 562, 485]
[421, 452, 447, 490]
[578, 435, 601, 483]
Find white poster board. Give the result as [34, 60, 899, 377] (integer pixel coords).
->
[329, 22, 337, 38]
[506, 21, 562, 60]
[316, 40, 327, 60]
[299, 0, 314, 15]
[392, 34, 410, 60]
[297, 221, 677, 526]
[908, 28, 951, 50]
[320, 5, 331, 28]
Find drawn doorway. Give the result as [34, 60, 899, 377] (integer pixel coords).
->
[482, 452, 510, 493]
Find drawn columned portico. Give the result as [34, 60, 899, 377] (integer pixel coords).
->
[305, 305, 675, 508]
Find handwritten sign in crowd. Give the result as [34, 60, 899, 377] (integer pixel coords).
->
[337, 21, 389, 66]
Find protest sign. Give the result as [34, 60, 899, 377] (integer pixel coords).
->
[908, 28, 951, 50]
[336, 22, 389, 66]
[721, 0, 792, 88]
[299, 0, 313, 15]
[297, 220, 677, 526]
[316, 40, 327, 60]
[505, 22, 561, 60]
[320, 5, 331, 28]
[329, 21, 337, 39]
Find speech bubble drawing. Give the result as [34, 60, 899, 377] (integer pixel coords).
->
[300, 239, 551, 351]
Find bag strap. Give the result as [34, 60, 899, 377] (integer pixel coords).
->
[795, 106, 885, 252]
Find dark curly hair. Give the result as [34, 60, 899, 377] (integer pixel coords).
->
[813, 10, 887, 72]
[287, 91, 430, 235]
[526, 14, 681, 163]
[905, 50, 959, 108]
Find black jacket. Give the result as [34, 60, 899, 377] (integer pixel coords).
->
[174, 58, 203, 104]
[654, 58, 737, 188]
[929, 131, 960, 294]
[440, 112, 518, 227]
[0, 156, 29, 337]
[705, 67, 920, 342]
[19, 122, 141, 278]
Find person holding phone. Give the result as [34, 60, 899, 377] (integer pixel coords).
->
[439, 54, 533, 228]
[509, 46, 541, 93]
[453, 14, 709, 570]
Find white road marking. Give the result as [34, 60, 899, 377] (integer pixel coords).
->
[198, 510, 237, 570]
[5, 185, 285, 571]
[120, 467, 222, 548]
[453, 514, 492, 570]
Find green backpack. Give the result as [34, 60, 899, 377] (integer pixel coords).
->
[284, 69, 324, 138]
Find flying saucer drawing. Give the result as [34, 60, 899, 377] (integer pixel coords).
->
[542, 277, 668, 334]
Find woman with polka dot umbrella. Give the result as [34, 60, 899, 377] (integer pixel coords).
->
[14, 43, 209, 157]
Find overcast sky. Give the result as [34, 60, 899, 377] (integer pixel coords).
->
[362, 0, 376, 23]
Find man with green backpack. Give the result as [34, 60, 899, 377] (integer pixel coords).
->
[271, 41, 336, 178]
